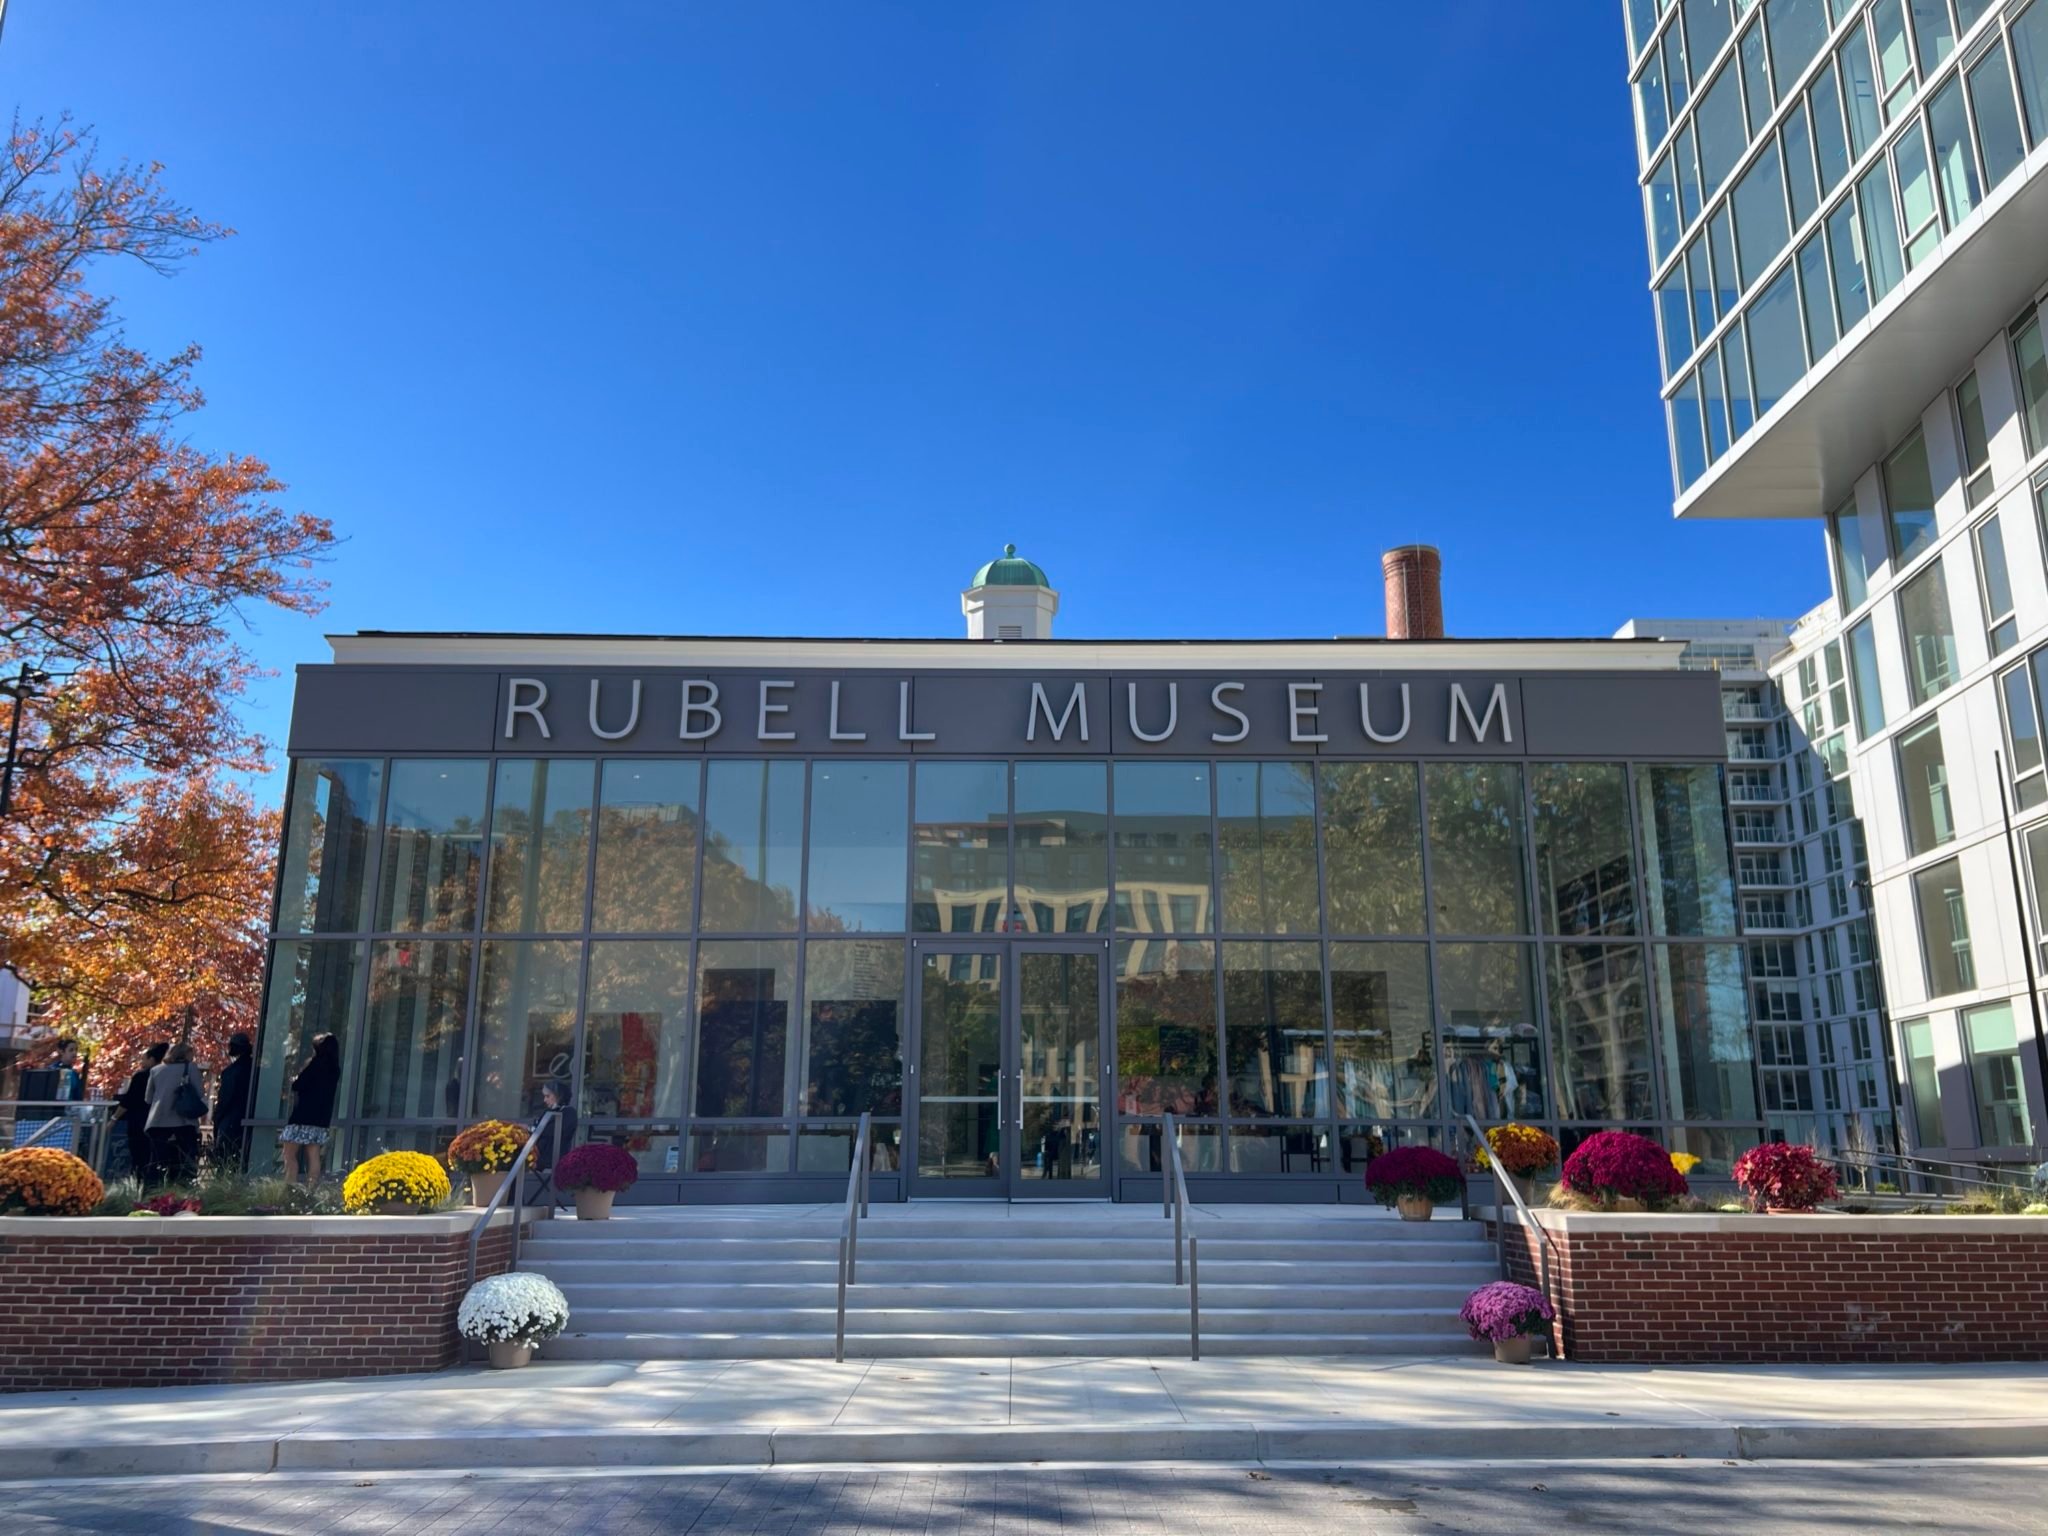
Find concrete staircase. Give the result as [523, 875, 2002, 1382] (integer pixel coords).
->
[524, 1204, 1497, 1360]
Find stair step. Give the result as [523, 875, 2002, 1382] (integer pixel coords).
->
[547, 1282, 1479, 1311]
[524, 1257, 1499, 1286]
[542, 1331, 1489, 1360]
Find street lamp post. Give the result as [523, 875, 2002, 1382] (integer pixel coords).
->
[0, 663, 50, 820]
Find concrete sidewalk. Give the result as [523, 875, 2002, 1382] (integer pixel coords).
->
[3, 1356, 2045, 1479]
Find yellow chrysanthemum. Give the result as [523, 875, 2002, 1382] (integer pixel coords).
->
[448, 1119, 529, 1174]
[1483, 1123, 1561, 1177]
[342, 1151, 452, 1212]
[0, 1147, 105, 1216]
[1670, 1152, 1701, 1175]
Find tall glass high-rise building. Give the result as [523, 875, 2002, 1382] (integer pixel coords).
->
[1624, 0, 2048, 1173]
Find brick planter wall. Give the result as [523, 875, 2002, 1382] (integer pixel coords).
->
[1490, 1210, 2048, 1363]
[0, 1212, 527, 1392]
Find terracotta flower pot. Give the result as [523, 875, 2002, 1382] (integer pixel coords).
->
[469, 1170, 509, 1209]
[486, 1340, 533, 1370]
[1493, 1336, 1533, 1365]
[1609, 1196, 1646, 1213]
[575, 1188, 616, 1222]
[1395, 1193, 1434, 1222]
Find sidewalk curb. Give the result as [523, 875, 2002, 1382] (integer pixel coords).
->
[11, 1418, 2047, 1479]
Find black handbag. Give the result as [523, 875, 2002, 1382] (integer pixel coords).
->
[173, 1066, 207, 1121]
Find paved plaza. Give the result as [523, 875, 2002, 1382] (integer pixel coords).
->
[3, 1459, 2048, 1534]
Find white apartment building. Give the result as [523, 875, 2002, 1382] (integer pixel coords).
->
[1624, 0, 2048, 1168]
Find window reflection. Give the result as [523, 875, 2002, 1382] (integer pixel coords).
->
[1222, 941, 1325, 1120]
[592, 760, 700, 933]
[1531, 763, 1638, 937]
[278, 759, 381, 934]
[473, 939, 581, 1121]
[913, 762, 1009, 934]
[1114, 939, 1218, 1115]
[1436, 942, 1544, 1122]
[359, 939, 469, 1119]
[1013, 762, 1110, 933]
[801, 939, 904, 1116]
[1425, 763, 1529, 935]
[583, 940, 691, 1118]
[1329, 941, 1432, 1121]
[376, 760, 488, 933]
[1651, 944, 1757, 1123]
[805, 762, 908, 932]
[1636, 763, 1737, 936]
[1320, 763, 1424, 935]
[700, 761, 803, 933]
[1546, 942, 1653, 1123]
[1113, 762, 1214, 933]
[1215, 762, 1318, 935]
[486, 759, 594, 934]
[692, 939, 796, 1117]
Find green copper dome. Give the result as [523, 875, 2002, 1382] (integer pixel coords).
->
[970, 544, 1051, 588]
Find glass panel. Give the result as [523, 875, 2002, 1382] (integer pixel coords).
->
[1118, 1118, 1221, 1174]
[1797, 232, 1837, 358]
[2006, 660, 2044, 779]
[1857, 160, 1906, 302]
[1687, 0, 1734, 71]
[916, 948, 1001, 1179]
[1840, 21, 1883, 154]
[1531, 762, 1639, 937]
[1782, 105, 1820, 227]
[1733, 146, 1790, 286]
[1723, 327, 1757, 435]
[1810, 66, 1851, 191]
[797, 1123, 903, 1174]
[1016, 950, 1103, 1184]
[1675, 122, 1704, 225]
[1956, 372, 1992, 502]
[913, 761, 1009, 935]
[584, 1128, 683, 1179]
[582, 940, 691, 1119]
[253, 940, 363, 1123]
[1702, 345, 1731, 458]
[1975, 513, 2015, 646]
[1873, 0, 1915, 92]
[485, 759, 594, 934]
[1891, 121, 1941, 265]
[277, 759, 382, 933]
[1638, 49, 1673, 157]
[1883, 430, 1938, 564]
[805, 761, 908, 932]
[1913, 856, 1974, 995]
[1636, 763, 1738, 935]
[1227, 1124, 1333, 1175]
[1649, 151, 1681, 266]
[1897, 558, 1958, 705]
[1896, 719, 1955, 853]
[1652, 944, 1760, 1121]
[1746, 265, 1805, 414]
[1329, 941, 1433, 1121]
[1848, 616, 1886, 733]
[375, 759, 488, 933]
[1113, 761, 1214, 933]
[1767, 0, 1830, 89]
[1319, 762, 1425, 935]
[1436, 941, 1545, 1121]
[1628, 0, 1660, 62]
[699, 760, 804, 933]
[799, 938, 904, 1117]
[1666, 18, 1693, 112]
[1741, 21, 1775, 133]
[592, 760, 700, 933]
[1903, 1017, 1944, 1146]
[1697, 66, 1750, 194]
[687, 1128, 790, 1173]
[472, 939, 581, 1122]
[2018, 0, 2048, 143]
[1547, 943, 1655, 1122]
[1014, 762, 1110, 934]
[1909, 0, 1955, 72]
[1964, 1002, 2034, 1144]
[1658, 271, 1695, 378]
[1687, 236, 1717, 336]
[358, 939, 469, 1119]
[1113, 938, 1218, 1115]
[1222, 940, 1325, 1121]
[1826, 198, 1871, 329]
[1967, 43, 2026, 191]
[1216, 761, 1320, 935]
[1425, 762, 1531, 935]
[692, 938, 797, 1117]
[2015, 310, 2048, 454]
[1673, 372, 1709, 489]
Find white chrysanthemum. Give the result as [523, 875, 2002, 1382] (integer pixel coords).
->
[458, 1272, 570, 1345]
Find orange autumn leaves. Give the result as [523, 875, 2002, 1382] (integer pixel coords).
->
[0, 120, 333, 1087]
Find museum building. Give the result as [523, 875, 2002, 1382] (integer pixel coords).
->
[254, 547, 1765, 1202]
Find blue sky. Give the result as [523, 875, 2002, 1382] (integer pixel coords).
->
[9, 2, 1827, 791]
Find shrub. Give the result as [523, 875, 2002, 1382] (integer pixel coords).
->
[457, 1272, 570, 1347]
[341, 1151, 452, 1213]
[448, 1120, 530, 1175]
[1732, 1143, 1839, 1211]
[554, 1142, 639, 1194]
[1459, 1281, 1554, 1344]
[1559, 1130, 1689, 1207]
[0, 1148, 105, 1216]
[1480, 1124, 1560, 1178]
[131, 1193, 201, 1216]
[1363, 1145, 1462, 1207]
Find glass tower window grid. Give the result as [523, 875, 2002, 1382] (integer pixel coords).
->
[1972, 511, 2019, 654]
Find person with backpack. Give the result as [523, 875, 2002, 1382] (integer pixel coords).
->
[144, 1043, 207, 1188]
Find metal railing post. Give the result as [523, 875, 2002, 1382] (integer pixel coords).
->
[1463, 1114, 1563, 1360]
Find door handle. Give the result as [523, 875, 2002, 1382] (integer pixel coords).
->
[996, 1071, 1005, 1131]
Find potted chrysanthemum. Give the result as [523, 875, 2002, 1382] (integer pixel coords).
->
[448, 1119, 530, 1208]
[1364, 1145, 1463, 1221]
[458, 1272, 569, 1369]
[1732, 1142, 1839, 1213]
[1479, 1124, 1559, 1207]
[1557, 1130, 1688, 1212]
[554, 1142, 638, 1221]
[341, 1151, 452, 1214]
[0, 1147, 105, 1216]
[1460, 1280, 1555, 1364]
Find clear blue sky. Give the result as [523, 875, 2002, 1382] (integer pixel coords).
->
[9, 2, 1827, 792]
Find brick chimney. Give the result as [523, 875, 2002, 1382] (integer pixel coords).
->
[1382, 545, 1443, 640]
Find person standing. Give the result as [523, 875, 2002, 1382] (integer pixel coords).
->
[117, 1042, 169, 1183]
[144, 1043, 205, 1188]
[212, 1033, 253, 1169]
[279, 1033, 341, 1186]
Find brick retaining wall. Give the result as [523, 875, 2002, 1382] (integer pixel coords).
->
[1490, 1211, 2048, 1363]
[0, 1213, 525, 1392]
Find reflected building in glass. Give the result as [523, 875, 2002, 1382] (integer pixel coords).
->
[257, 547, 1764, 1200]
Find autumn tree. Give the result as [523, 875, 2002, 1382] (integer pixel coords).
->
[0, 120, 332, 1087]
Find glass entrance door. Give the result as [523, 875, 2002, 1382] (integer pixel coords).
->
[910, 941, 1109, 1198]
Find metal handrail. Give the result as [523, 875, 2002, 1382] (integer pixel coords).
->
[1160, 1112, 1200, 1360]
[465, 1110, 557, 1293]
[1825, 1145, 2045, 1198]
[1464, 1115, 1564, 1361]
[833, 1111, 873, 1364]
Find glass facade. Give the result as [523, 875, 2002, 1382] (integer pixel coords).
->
[258, 751, 1757, 1184]
[1640, 0, 2048, 493]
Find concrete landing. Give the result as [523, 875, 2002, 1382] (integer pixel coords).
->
[6, 1357, 2045, 1480]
